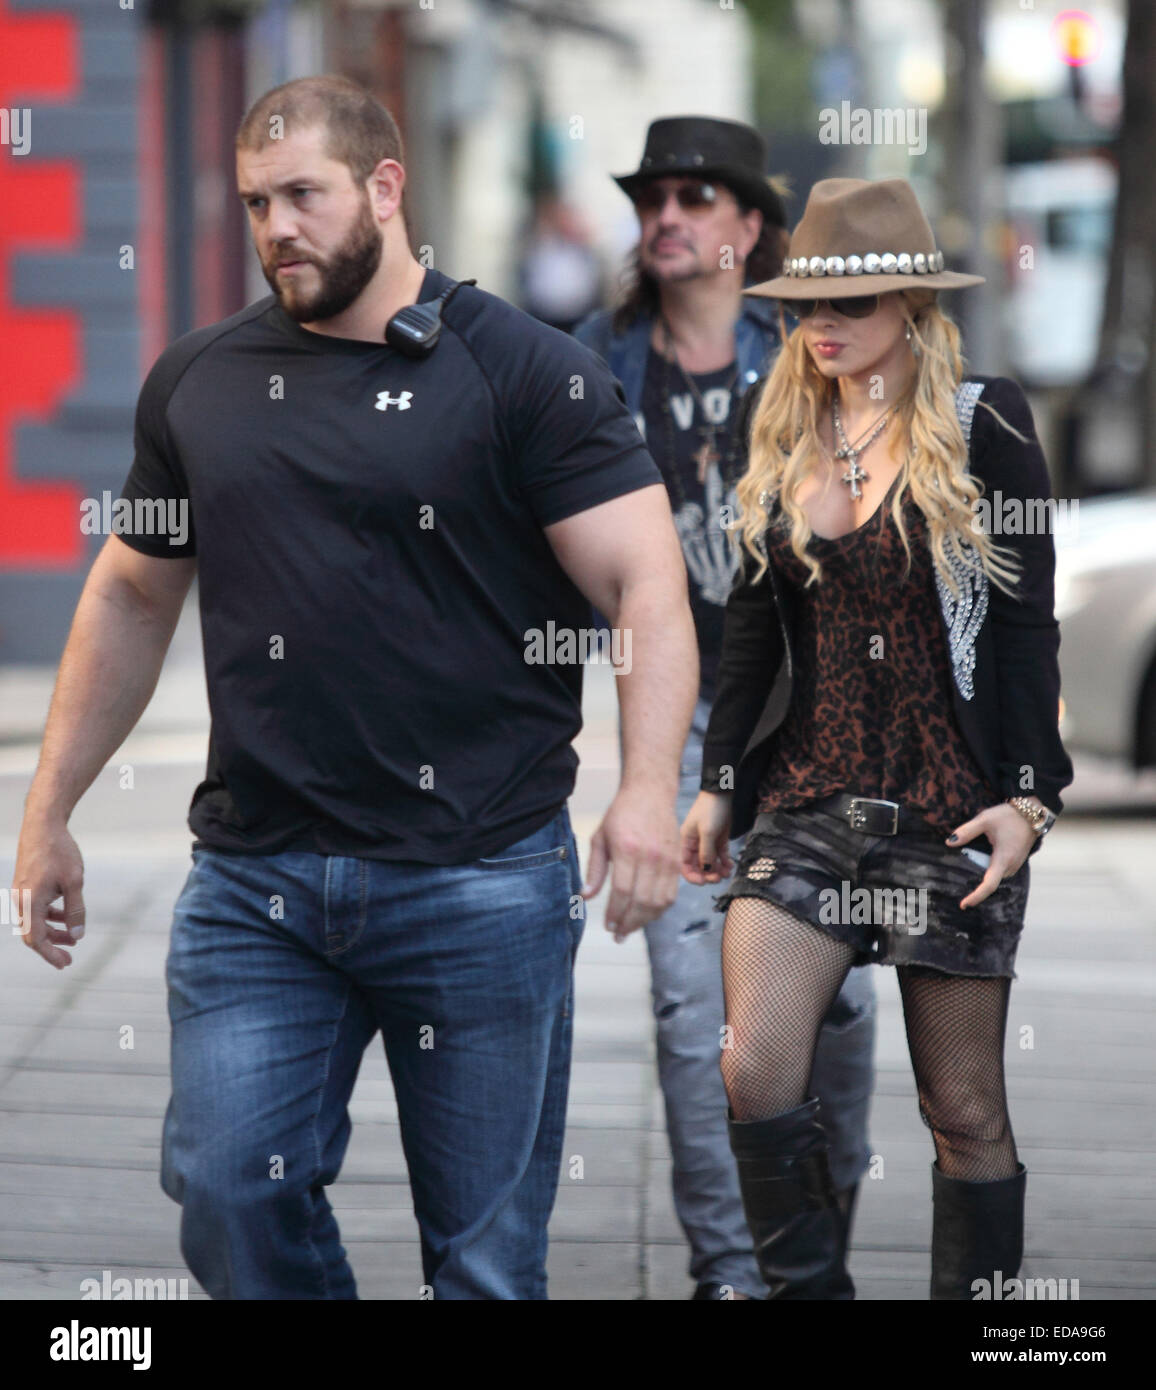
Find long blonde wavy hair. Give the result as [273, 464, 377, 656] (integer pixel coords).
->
[735, 288, 1024, 600]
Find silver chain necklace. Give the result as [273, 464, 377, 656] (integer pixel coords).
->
[831, 398, 891, 500]
[661, 317, 741, 484]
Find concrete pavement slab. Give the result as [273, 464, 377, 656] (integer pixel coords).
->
[1, 647, 1153, 1299]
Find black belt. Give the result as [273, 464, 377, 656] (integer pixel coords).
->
[810, 793, 929, 837]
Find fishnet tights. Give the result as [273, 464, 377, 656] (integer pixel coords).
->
[721, 894, 855, 1122]
[897, 965, 1018, 1181]
[721, 887, 1019, 1182]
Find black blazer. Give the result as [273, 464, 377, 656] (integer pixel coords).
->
[700, 375, 1075, 851]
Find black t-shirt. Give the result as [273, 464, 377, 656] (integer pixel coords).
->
[637, 348, 745, 703]
[117, 268, 661, 863]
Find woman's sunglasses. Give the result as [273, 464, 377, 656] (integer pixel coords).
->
[633, 180, 721, 215]
[780, 295, 881, 321]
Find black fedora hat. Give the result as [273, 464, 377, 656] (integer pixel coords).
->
[613, 116, 787, 227]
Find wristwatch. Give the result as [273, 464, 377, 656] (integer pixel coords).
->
[1006, 796, 1057, 837]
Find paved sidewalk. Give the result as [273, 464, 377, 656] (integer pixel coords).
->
[0, 599, 1154, 1299]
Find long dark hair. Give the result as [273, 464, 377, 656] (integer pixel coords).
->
[610, 182, 791, 333]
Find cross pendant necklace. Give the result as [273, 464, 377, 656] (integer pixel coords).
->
[691, 430, 721, 483]
[662, 317, 740, 484]
[831, 399, 891, 501]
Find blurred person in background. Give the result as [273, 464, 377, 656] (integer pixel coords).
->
[682, 177, 1073, 1299]
[518, 194, 606, 333]
[575, 118, 876, 1301]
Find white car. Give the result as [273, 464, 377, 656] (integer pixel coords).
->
[1002, 158, 1116, 388]
[1053, 491, 1156, 766]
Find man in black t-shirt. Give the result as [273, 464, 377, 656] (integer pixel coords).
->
[12, 77, 697, 1300]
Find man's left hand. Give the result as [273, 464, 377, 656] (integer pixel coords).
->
[582, 788, 681, 942]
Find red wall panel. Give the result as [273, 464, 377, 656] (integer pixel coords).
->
[0, 0, 83, 569]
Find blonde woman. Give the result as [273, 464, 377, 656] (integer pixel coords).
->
[681, 178, 1073, 1300]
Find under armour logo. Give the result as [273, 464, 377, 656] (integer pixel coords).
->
[375, 390, 413, 411]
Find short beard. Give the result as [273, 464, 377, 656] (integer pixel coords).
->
[639, 247, 707, 286]
[265, 194, 384, 323]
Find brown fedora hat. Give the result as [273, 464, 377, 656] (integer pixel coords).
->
[744, 177, 984, 300]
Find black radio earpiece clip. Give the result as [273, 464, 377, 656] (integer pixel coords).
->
[385, 277, 477, 359]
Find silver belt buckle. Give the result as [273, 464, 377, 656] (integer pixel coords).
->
[846, 797, 900, 835]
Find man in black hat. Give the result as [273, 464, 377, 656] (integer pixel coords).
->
[574, 116, 877, 1300]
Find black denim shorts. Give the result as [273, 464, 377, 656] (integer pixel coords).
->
[713, 800, 1030, 978]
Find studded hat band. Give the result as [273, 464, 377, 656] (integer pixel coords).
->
[786, 249, 946, 279]
[742, 177, 985, 301]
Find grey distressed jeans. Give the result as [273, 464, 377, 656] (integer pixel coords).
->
[644, 697, 877, 1296]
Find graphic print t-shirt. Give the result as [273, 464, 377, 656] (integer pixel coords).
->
[638, 349, 749, 703]
[116, 268, 661, 864]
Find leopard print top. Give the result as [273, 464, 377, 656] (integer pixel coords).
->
[755, 475, 999, 836]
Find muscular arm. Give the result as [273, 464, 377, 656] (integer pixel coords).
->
[26, 536, 196, 819]
[15, 536, 196, 967]
[546, 482, 698, 796]
[545, 482, 698, 936]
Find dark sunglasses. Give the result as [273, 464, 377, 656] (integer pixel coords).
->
[780, 295, 881, 321]
[633, 180, 721, 214]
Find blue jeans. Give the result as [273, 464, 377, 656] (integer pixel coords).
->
[160, 808, 583, 1300]
[644, 698, 877, 1296]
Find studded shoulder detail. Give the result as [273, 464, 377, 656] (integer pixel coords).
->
[934, 381, 989, 700]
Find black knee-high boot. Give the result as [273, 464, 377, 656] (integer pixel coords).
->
[930, 1162, 1027, 1300]
[834, 1181, 859, 1273]
[727, 1097, 855, 1300]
